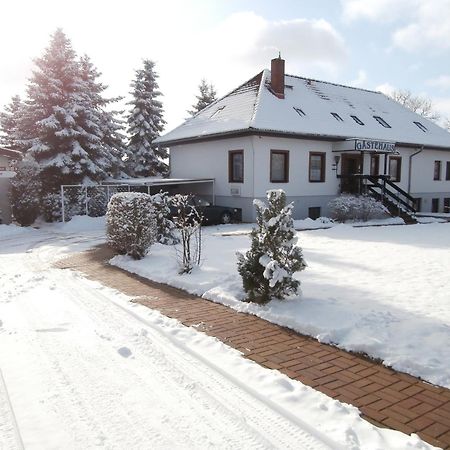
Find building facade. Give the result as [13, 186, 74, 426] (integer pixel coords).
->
[156, 58, 450, 222]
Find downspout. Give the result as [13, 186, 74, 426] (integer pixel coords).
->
[408, 146, 423, 194]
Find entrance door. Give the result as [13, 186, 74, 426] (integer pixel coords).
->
[340, 154, 362, 194]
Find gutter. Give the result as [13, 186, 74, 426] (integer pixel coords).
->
[408, 146, 423, 194]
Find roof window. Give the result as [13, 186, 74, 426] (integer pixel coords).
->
[294, 107, 306, 117]
[351, 115, 364, 125]
[414, 121, 427, 132]
[373, 116, 391, 128]
[210, 105, 226, 118]
[331, 112, 343, 122]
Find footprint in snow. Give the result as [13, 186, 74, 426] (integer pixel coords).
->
[117, 347, 132, 358]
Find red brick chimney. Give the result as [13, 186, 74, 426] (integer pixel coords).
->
[271, 54, 285, 99]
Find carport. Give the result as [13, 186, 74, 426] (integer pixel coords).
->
[60, 177, 215, 222]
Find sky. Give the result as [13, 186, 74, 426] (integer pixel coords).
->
[1, 0, 450, 131]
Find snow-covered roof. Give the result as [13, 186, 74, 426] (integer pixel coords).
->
[102, 177, 214, 186]
[156, 70, 450, 150]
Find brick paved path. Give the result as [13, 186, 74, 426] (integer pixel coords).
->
[56, 246, 450, 449]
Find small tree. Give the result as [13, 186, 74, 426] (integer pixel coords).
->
[150, 191, 178, 245]
[237, 190, 306, 304]
[187, 79, 217, 116]
[389, 89, 440, 122]
[10, 160, 41, 226]
[172, 194, 203, 273]
[106, 192, 157, 260]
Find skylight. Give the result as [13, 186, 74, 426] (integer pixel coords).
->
[210, 106, 226, 118]
[373, 116, 391, 128]
[331, 112, 343, 122]
[294, 107, 306, 117]
[351, 115, 364, 125]
[414, 121, 427, 132]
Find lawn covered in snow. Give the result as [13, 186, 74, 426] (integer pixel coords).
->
[112, 221, 450, 389]
[0, 221, 436, 449]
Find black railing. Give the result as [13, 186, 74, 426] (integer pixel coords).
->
[338, 174, 417, 214]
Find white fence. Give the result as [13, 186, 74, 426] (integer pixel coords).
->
[60, 184, 152, 223]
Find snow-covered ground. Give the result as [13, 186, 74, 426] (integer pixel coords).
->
[112, 220, 450, 389]
[0, 220, 437, 449]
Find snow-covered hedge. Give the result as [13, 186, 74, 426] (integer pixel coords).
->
[10, 160, 41, 226]
[328, 195, 388, 222]
[150, 191, 178, 245]
[106, 192, 156, 260]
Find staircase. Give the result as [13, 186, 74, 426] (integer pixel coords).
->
[364, 175, 417, 224]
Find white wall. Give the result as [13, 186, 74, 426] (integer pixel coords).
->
[170, 136, 255, 199]
[251, 136, 339, 197]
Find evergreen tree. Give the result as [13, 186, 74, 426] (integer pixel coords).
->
[126, 60, 167, 177]
[20, 29, 126, 193]
[188, 79, 217, 116]
[78, 55, 126, 179]
[237, 190, 306, 304]
[0, 96, 25, 151]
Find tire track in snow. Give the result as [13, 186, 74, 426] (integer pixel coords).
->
[0, 368, 24, 450]
[37, 265, 342, 447]
[6, 234, 342, 449]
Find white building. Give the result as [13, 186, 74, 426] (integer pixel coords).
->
[155, 57, 450, 222]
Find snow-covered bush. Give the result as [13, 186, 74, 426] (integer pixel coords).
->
[10, 160, 41, 226]
[328, 195, 388, 222]
[172, 194, 203, 274]
[106, 192, 156, 260]
[87, 187, 108, 217]
[150, 191, 178, 245]
[237, 190, 306, 304]
[41, 192, 63, 223]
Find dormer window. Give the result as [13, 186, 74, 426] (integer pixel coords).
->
[414, 121, 427, 132]
[373, 116, 391, 128]
[294, 107, 306, 117]
[331, 112, 343, 122]
[351, 115, 364, 125]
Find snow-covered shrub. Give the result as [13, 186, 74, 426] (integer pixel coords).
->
[10, 160, 41, 226]
[87, 187, 108, 217]
[237, 190, 306, 304]
[328, 195, 388, 222]
[41, 192, 63, 223]
[106, 192, 156, 260]
[150, 191, 178, 245]
[172, 194, 203, 274]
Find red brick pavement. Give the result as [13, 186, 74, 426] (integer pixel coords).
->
[56, 246, 450, 449]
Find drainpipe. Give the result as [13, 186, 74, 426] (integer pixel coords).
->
[408, 146, 423, 194]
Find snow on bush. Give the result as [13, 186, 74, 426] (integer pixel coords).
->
[171, 194, 203, 274]
[41, 192, 63, 223]
[87, 187, 108, 217]
[106, 192, 156, 260]
[10, 160, 41, 226]
[328, 195, 388, 222]
[237, 190, 306, 304]
[150, 191, 178, 245]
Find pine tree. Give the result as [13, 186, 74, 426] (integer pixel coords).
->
[19, 29, 126, 193]
[20, 29, 86, 191]
[237, 190, 306, 304]
[78, 55, 126, 179]
[126, 60, 167, 177]
[0, 96, 25, 151]
[188, 79, 217, 116]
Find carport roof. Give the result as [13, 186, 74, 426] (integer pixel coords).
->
[101, 177, 214, 186]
